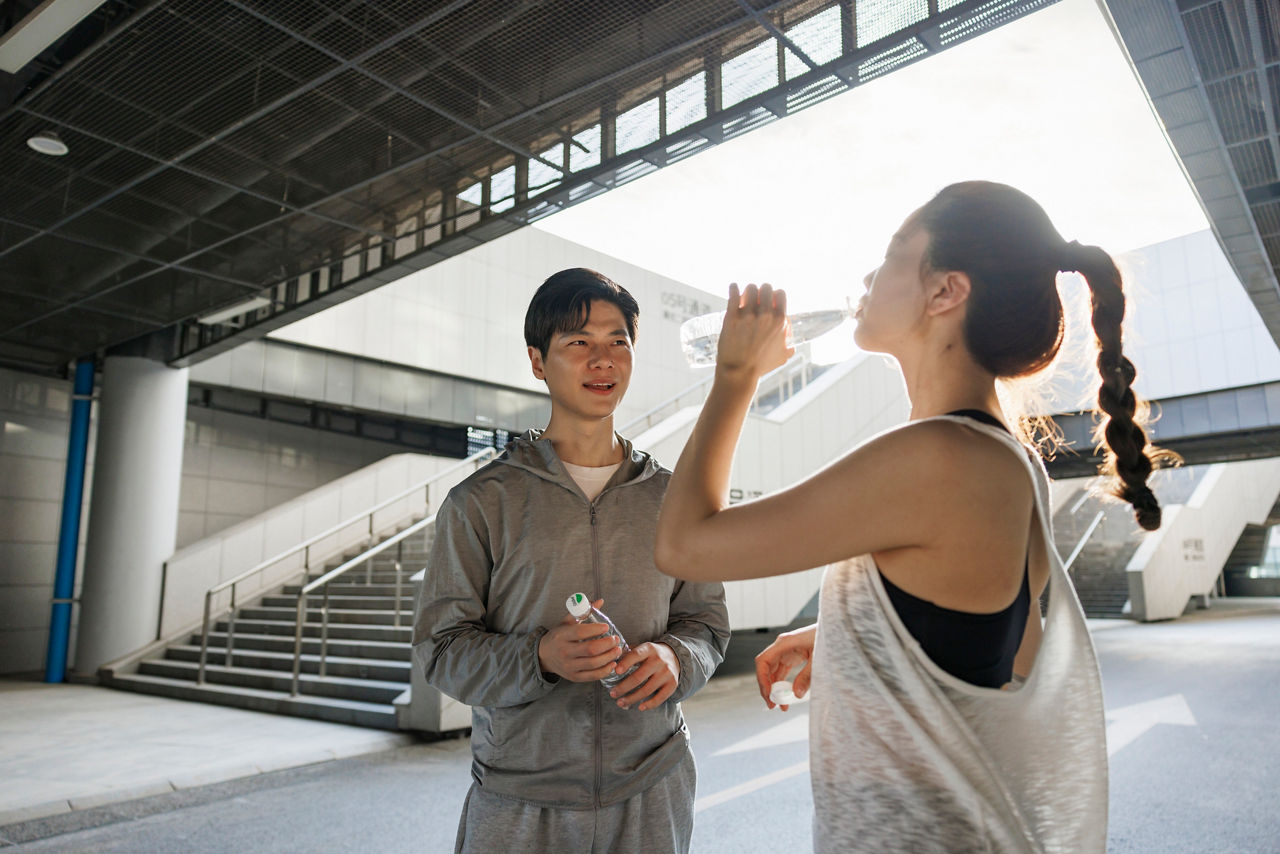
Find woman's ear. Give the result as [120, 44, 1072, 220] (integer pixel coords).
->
[925, 270, 971, 317]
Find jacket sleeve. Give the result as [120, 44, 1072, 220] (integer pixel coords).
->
[412, 487, 557, 708]
[658, 577, 730, 703]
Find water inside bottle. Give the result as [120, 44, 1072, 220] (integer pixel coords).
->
[679, 308, 851, 367]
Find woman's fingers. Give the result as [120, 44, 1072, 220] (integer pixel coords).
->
[792, 662, 812, 699]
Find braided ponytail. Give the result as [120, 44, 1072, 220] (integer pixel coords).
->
[1063, 242, 1169, 531]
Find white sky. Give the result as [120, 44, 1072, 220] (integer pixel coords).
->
[535, 0, 1209, 313]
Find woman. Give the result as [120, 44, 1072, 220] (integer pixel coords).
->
[654, 181, 1168, 853]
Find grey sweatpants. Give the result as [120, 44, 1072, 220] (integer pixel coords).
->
[454, 751, 697, 854]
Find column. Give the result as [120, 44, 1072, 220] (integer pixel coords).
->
[74, 353, 188, 675]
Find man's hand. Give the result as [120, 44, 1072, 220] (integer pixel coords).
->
[609, 642, 681, 711]
[538, 599, 623, 682]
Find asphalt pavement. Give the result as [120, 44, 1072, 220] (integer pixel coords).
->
[2, 600, 1276, 853]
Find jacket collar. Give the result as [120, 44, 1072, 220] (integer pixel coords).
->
[498, 428, 659, 494]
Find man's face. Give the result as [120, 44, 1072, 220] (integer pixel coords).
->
[528, 299, 634, 422]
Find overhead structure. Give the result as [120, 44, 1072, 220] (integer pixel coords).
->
[0, 0, 1059, 376]
[1102, 0, 1280, 349]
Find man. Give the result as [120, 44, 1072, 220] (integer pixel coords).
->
[413, 267, 730, 853]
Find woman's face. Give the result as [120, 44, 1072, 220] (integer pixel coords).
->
[853, 221, 933, 356]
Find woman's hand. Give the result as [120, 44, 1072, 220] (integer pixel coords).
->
[755, 623, 817, 711]
[716, 283, 795, 382]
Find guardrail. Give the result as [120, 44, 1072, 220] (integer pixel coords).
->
[1062, 510, 1105, 572]
[288, 512, 436, 695]
[196, 447, 497, 684]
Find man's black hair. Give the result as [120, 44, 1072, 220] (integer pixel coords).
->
[524, 268, 640, 358]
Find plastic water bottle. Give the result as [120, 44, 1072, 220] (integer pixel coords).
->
[565, 592, 639, 688]
[679, 307, 853, 367]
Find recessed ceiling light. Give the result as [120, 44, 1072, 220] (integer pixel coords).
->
[27, 130, 68, 156]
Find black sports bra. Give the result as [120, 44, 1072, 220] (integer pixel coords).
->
[878, 409, 1031, 688]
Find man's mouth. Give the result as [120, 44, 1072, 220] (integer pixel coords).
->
[584, 381, 616, 394]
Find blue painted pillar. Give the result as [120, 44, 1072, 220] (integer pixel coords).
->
[45, 357, 94, 683]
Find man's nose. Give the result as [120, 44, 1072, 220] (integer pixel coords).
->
[587, 343, 613, 365]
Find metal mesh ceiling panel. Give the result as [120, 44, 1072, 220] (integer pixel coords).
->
[1104, 0, 1280, 349]
[1, 0, 1056, 375]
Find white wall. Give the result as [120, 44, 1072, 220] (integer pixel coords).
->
[271, 227, 720, 429]
[179, 407, 412, 549]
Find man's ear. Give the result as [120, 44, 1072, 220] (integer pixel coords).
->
[528, 345, 546, 380]
[925, 270, 971, 318]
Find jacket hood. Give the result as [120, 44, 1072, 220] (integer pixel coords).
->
[495, 428, 662, 493]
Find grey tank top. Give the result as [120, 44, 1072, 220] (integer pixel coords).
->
[809, 417, 1108, 853]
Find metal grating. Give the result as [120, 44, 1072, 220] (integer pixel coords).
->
[1, 0, 1059, 376]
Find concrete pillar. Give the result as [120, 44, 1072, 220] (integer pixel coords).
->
[74, 353, 188, 675]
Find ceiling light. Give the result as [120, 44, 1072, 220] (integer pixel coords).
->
[27, 130, 69, 156]
[197, 296, 271, 326]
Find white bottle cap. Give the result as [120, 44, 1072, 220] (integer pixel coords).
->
[769, 680, 809, 706]
[566, 592, 591, 618]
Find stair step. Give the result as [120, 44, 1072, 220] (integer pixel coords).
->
[107, 672, 398, 729]
[282, 584, 417, 597]
[238, 607, 409, 626]
[138, 659, 405, 704]
[307, 572, 420, 585]
[261, 595, 414, 610]
[194, 632, 411, 661]
[217, 619, 411, 643]
[166, 645, 410, 681]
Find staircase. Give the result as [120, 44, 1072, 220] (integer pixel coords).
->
[104, 526, 432, 730]
[1051, 467, 1210, 618]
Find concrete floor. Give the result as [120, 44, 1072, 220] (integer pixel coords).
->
[2, 598, 1276, 852]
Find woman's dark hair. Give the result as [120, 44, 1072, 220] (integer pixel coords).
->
[524, 267, 639, 358]
[913, 181, 1170, 531]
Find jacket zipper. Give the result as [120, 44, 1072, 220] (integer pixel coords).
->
[590, 501, 603, 809]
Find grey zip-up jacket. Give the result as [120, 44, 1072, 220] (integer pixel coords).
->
[413, 430, 730, 808]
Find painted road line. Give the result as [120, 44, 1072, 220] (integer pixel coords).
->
[1106, 693, 1197, 757]
[714, 713, 809, 756]
[694, 760, 811, 813]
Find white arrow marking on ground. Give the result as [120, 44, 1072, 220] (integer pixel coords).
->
[694, 760, 811, 813]
[714, 713, 809, 756]
[1105, 694, 1197, 757]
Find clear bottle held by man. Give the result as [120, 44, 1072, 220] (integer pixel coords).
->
[565, 592, 639, 688]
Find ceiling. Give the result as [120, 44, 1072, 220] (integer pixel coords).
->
[0, 0, 1059, 376]
[1103, 0, 1280, 351]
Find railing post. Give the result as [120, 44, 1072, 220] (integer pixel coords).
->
[319, 586, 330, 679]
[198, 591, 212, 685]
[394, 540, 404, 629]
[303, 544, 310, 575]
[225, 584, 238, 667]
[291, 594, 307, 697]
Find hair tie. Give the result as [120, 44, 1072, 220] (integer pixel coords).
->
[1058, 240, 1083, 273]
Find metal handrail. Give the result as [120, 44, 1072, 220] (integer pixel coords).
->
[1062, 510, 1106, 572]
[619, 374, 715, 434]
[289, 511, 438, 695]
[619, 353, 815, 435]
[196, 446, 497, 684]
